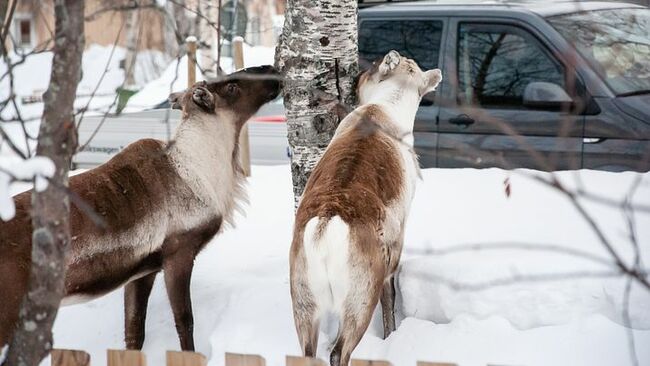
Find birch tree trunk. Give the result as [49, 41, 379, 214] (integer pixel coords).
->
[164, 1, 196, 58]
[6, 1, 84, 365]
[123, 8, 140, 88]
[198, 0, 220, 77]
[275, 0, 358, 207]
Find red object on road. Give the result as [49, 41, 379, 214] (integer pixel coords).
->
[251, 115, 286, 123]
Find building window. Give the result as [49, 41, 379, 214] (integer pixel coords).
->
[13, 14, 35, 49]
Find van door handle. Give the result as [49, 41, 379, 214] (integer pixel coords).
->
[583, 137, 606, 144]
[449, 114, 475, 126]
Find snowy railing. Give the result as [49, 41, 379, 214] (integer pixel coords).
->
[50, 350, 496, 366]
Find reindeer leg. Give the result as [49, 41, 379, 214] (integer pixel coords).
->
[380, 275, 396, 339]
[290, 253, 320, 357]
[163, 249, 196, 351]
[381, 234, 404, 339]
[330, 271, 383, 366]
[124, 272, 157, 349]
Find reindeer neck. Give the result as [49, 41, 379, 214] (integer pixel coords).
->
[173, 114, 238, 159]
[362, 82, 420, 145]
[168, 113, 245, 221]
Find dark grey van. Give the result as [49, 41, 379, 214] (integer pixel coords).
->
[358, 1, 650, 171]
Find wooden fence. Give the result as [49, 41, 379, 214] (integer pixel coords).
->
[50, 349, 515, 366]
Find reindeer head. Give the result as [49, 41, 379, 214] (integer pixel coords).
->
[356, 50, 442, 104]
[169, 65, 281, 128]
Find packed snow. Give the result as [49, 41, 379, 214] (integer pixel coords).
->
[0, 43, 274, 156]
[0, 45, 169, 156]
[0, 44, 169, 122]
[8, 165, 645, 366]
[122, 44, 276, 112]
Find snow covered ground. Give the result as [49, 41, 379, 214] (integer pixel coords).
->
[0, 44, 169, 156]
[0, 43, 274, 211]
[122, 44, 275, 112]
[0, 43, 275, 157]
[11, 165, 646, 366]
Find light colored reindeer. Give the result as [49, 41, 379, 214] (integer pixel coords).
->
[290, 51, 442, 366]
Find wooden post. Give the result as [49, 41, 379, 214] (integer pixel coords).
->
[286, 355, 328, 366]
[187, 36, 197, 87]
[417, 362, 458, 366]
[225, 352, 266, 366]
[232, 36, 245, 71]
[351, 360, 393, 366]
[51, 349, 90, 366]
[107, 349, 147, 366]
[232, 36, 251, 177]
[167, 351, 208, 366]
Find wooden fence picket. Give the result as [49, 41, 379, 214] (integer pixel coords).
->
[49, 348, 522, 366]
[107, 349, 146, 366]
[166, 351, 207, 366]
[225, 352, 266, 366]
[351, 359, 393, 366]
[285, 355, 328, 366]
[51, 349, 91, 366]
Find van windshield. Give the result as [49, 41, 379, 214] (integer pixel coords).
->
[548, 8, 650, 96]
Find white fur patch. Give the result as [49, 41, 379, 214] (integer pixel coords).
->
[303, 216, 351, 317]
[169, 111, 247, 231]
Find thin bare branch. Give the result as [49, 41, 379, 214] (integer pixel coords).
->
[403, 241, 616, 268]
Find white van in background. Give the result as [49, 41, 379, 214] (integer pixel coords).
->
[73, 99, 289, 169]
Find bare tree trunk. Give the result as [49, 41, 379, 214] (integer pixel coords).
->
[216, 0, 223, 74]
[164, 1, 180, 57]
[198, 0, 219, 77]
[6, 1, 84, 365]
[0, 1, 9, 29]
[165, 0, 196, 58]
[123, 8, 140, 88]
[0, 0, 17, 48]
[275, 0, 358, 207]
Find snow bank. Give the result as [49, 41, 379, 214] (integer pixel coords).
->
[0, 156, 54, 221]
[123, 44, 276, 112]
[38, 166, 650, 366]
[0, 45, 169, 156]
[399, 168, 650, 331]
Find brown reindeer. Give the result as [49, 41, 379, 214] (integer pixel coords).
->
[0, 66, 281, 351]
[290, 51, 442, 366]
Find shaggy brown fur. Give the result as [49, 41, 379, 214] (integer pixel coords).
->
[0, 66, 281, 350]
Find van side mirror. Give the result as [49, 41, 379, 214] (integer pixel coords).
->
[523, 82, 572, 109]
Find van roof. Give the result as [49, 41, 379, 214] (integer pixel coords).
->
[359, 1, 644, 17]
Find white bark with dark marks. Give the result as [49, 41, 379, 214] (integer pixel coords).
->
[5, 1, 84, 365]
[275, 0, 358, 207]
[123, 8, 140, 88]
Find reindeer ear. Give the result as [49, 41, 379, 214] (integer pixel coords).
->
[169, 91, 185, 110]
[421, 68, 442, 95]
[378, 50, 401, 76]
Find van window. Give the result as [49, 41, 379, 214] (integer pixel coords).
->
[359, 20, 443, 71]
[549, 8, 650, 96]
[457, 23, 565, 109]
